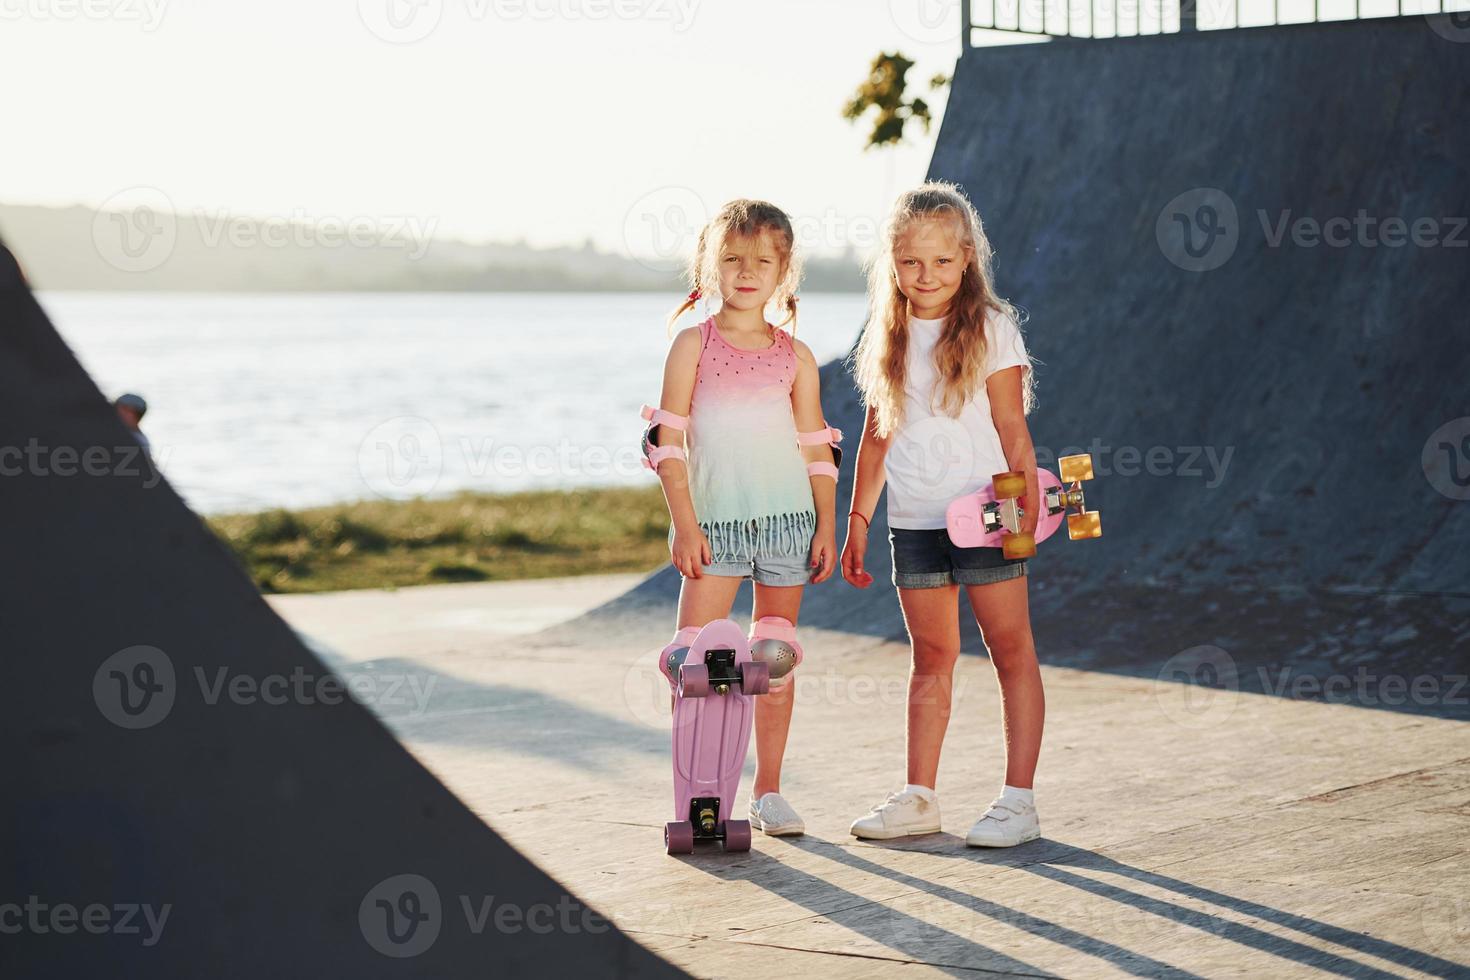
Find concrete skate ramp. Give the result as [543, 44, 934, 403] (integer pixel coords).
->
[0, 244, 679, 975]
[557, 18, 1470, 719]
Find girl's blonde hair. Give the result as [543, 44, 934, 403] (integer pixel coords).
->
[667, 199, 803, 333]
[852, 181, 1033, 438]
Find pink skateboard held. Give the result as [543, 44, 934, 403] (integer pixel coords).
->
[661, 619, 770, 855]
[946, 453, 1103, 559]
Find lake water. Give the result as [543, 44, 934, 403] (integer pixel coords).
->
[40, 292, 868, 515]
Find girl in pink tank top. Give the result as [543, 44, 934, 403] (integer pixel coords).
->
[639, 200, 843, 836]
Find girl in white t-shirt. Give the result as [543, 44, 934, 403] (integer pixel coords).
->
[840, 181, 1044, 848]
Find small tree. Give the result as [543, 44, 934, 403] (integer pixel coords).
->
[843, 52, 951, 151]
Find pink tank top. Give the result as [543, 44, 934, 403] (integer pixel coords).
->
[685, 317, 816, 561]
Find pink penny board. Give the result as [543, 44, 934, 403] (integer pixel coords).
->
[946, 468, 1067, 549]
[665, 619, 767, 854]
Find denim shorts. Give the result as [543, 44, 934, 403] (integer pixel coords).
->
[674, 513, 815, 587]
[697, 552, 812, 587]
[889, 527, 1027, 590]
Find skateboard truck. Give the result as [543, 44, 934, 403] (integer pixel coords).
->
[703, 647, 738, 696]
[1056, 453, 1102, 542]
[984, 455, 1099, 540]
[689, 797, 721, 838]
[949, 452, 1103, 558]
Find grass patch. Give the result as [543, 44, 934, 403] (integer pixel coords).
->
[208, 485, 670, 594]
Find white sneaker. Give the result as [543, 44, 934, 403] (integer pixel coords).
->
[749, 792, 805, 836]
[965, 795, 1040, 847]
[849, 790, 942, 840]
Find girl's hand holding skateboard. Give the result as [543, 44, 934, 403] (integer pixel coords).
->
[1020, 469, 1041, 536]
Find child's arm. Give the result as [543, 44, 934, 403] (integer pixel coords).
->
[840, 404, 890, 588]
[987, 366, 1040, 536]
[653, 327, 710, 577]
[791, 339, 837, 583]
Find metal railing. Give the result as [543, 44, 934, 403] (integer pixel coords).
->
[960, 0, 1468, 41]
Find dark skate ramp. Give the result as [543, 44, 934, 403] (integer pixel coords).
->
[557, 18, 1470, 719]
[0, 243, 679, 976]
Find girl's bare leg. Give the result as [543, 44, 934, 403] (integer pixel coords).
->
[750, 582, 803, 798]
[964, 576, 1043, 789]
[897, 584, 961, 790]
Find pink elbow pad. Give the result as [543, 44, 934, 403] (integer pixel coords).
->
[641, 404, 688, 431]
[640, 403, 689, 472]
[798, 423, 844, 470]
[643, 445, 688, 471]
[807, 462, 839, 481]
[797, 424, 842, 447]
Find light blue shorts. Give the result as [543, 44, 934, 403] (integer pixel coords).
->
[672, 514, 816, 587]
[695, 551, 812, 587]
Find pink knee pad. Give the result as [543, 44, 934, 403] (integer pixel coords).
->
[748, 616, 803, 682]
[659, 626, 703, 683]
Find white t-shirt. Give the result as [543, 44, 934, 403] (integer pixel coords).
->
[884, 310, 1030, 530]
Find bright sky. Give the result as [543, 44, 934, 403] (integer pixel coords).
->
[0, 0, 1036, 259]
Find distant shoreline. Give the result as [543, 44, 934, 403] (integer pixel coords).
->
[208, 484, 670, 595]
[3, 201, 868, 293]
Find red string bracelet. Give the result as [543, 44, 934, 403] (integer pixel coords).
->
[848, 511, 870, 529]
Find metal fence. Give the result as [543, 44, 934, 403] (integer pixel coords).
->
[960, 0, 1469, 40]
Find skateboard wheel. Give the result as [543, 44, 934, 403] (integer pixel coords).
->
[1002, 531, 1036, 559]
[678, 663, 709, 699]
[1058, 453, 1095, 483]
[992, 471, 1026, 499]
[665, 821, 694, 855]
[1067, 511, 1102, 540]
[739, 661, 770, 696]
[723, 819, 752, 852]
